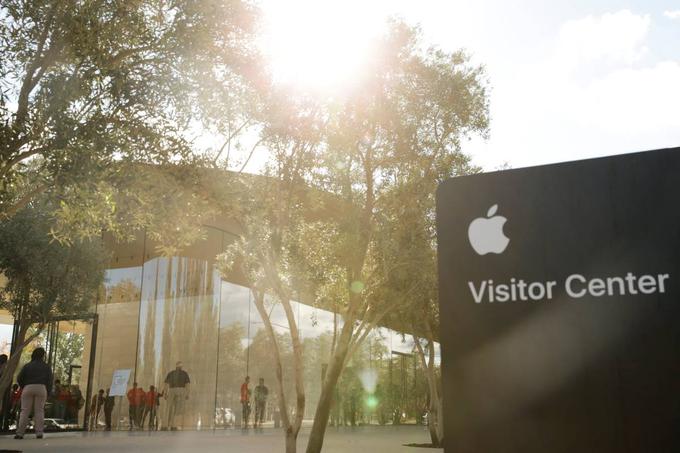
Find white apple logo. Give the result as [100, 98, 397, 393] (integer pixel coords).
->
[468, 204, 510, 255]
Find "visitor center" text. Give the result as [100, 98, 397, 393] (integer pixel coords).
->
[468, 272, 671, 303]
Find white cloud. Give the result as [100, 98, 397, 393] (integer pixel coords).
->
[572, 61, 680, 133]
[557, 10, 650, 67]
[663, 10, 680, 19]
[470, 10, 680, 171]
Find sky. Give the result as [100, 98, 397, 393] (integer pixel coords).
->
[259, 0, 680, 171]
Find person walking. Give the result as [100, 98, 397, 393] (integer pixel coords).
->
[253, 378, 269, 428]
[240, 376, 251, 428]
[14, 347, 53, 440]
[163, 361, 190, 430]
[104, 388, 115, 431]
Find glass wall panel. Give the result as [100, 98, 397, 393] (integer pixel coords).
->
[216, 281, 250, 427]
[87, 227, 437, 432]
[92, 232, 144, 429]
[242, 295, 296, 428]
[53, 320, 93, 426]
[136, 227, 223, 430]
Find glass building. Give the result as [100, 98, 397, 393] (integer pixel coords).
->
[1, 222, 438, 431]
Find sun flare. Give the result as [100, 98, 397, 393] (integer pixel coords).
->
[261, 0, 386, 93]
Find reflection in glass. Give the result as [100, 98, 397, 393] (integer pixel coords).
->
[93, 265, 142, 429]
[87, 228, 438, 431]
[137, 256, 220, 429]
[216, 282, 250, 424]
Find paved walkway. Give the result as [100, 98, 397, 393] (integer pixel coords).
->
[0, 425, 440, 453]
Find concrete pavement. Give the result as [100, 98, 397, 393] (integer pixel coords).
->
[0, 425, 441, 453]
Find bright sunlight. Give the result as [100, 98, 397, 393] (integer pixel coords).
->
[260, 0, 388, 94]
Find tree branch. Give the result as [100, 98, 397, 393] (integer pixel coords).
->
[15, 14, 54, 127]
[238, 138, 264, 173]
[1, 145, 50, 178]
[0, 183, 48, 219]
[213, 120, 250, 164]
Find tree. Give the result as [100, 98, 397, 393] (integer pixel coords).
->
[53, 330, 85, 383]
[299, 22, 488, 453]
[220, 20, 489, 453]
[398, 226, 444, 446]
[372, 130, 478, 446]
[0, 200, 107, 403]
[0, 0, 260, 244]
[217, 108, 323, 452]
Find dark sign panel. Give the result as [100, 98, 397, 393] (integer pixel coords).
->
[436, 148, 680, 452]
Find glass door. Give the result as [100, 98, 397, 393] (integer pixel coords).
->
[43, 317, 97, 430]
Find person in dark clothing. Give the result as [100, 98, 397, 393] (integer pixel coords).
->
[253, 378, 269, 428]
[0, 354, 7, 377]
[68, 384, 84, 423]
[0, 354, 8, 429]
[104, 388, 115, 431]
[163, 362, 190, 430]
[15, 347, 53, 440]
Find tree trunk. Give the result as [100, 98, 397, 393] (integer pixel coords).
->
[277, 292, 306, 437]
[427, 409, 440, 447]
[435, 393, 444, 446]
[425, 379, 442, 448]
[286, 428, 298, 453]
[414, 336, 443, 448]
[251, 289, 303, 453]
[305, 332, 351, 453]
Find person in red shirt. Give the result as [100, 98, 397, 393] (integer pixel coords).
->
[240, 376, 251, 428]
[142, 385, 159, 430]
[56, 384, 71, 420]
[126, 382, 145, 429]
